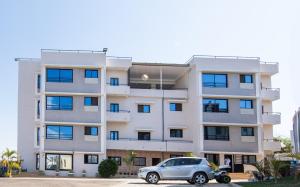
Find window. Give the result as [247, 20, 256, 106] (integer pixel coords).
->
[110, 131, 119, 140]
[240, 100, 253, 109]
[152, 158, 161, 166]
[108, 156, 122, 166]
[37, 127, 40, 146]
[133, 157, 146, 166]
[169, 103, 182, 111]
[242, 155, 256, 164]
[176, 158, 202, 166]
[45, 154, 73, 170]
[84, 97, 98, 106]
[46, 69, 73, 83]
[138, 132, 150, 140]
[203, 99, 228, 113]
[241, 127, 254, 136]
[37, 74, 41, 91]
[84, 154, 98, 164]
[205, 154, 219, 165]
[110, 103, 119, 112]
[170, 154, 183, 158]
[85, 69, 98, 78]
[84, 126, 98, 136]
[138, 105, 150, 113]
[202, 74, 227, 88]
[46, 125, 73, 140]
[36, 154, 40, 170]
[204, 126, 229, 141]
[240, 74, 253, 83]
[37, 100, 40, 119]
[170, 129, 183, 138]
[110, 78, 119, 86]
[46, 96, 73, 110]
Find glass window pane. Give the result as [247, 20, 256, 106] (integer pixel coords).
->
[60, 97, 73, 110]
[215, 75, 227, 87]
[47, 69, 60, 82]
[46, 96, 60, 110]
[60, 126, 73, 140]
[202, 74, 214, 87]
[60, 155, 72, 170]
[84, 97, 91, 106]
[46, 126, 60, 139]
[46, 154, 59, 170]
[91, 127, 98, 136]
[144, 105, 150, 113]
[60, 70, 73, 82]
[170, 103, 176, 111]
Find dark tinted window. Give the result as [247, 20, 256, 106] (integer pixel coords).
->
[241, 127, 254, 136]
[133, 157, 146, 166]
[170, 129, 183, 138]
[46, 69, 73, 82]
[240, 100, 253, 109]
[203, 74, 227, 88]
[176, 158, 202, 166]
[170, 103, 182, 111]
[84, 154, 98, 164]
[204, 126, 229, 141]
[108, 156, 122, 165]
[110, 131, 119, 140]
[46, 96, 73, 110]
[85, 69, 98, 78]
[203, 99, 228, 113]
[84, 97, 98, 106]
[84, 127, 98, 136]
[138, 105, 150, 113]
[46, 125, 73, 140]
[138, 132, 150, 140]
[240, 74, 253, 83]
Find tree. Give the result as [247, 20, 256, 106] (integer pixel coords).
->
[1, 148, 21, 177]
[98, 159, 118, 178]
[268, 156, 289, 183]
[274, 136, 292, 153]
[123, 150, 136, 175]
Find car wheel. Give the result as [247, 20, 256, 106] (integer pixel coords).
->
[146, 172, 159, 184]
[222, 175, 231, 184]
[187, 179, 195, 184]
[193, 172, 208, 185]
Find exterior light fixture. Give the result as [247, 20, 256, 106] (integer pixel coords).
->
[141, 74, 149, 81]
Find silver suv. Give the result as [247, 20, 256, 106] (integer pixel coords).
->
[138, 157, 214, 184]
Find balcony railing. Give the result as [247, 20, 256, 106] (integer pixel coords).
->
[106, 83, 130, 96]
[106, 110, 130, 122]
[107, 138, 193, 152]
[262, 112, 281, 125]
[264, 139, 281, 151]
[261, 87, 280, 101]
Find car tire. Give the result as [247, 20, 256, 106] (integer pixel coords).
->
[187, 179, 195, 184]
[146, 172, 159, 184]
[222, 175, 231, 184]
[192, 172, 208, 185]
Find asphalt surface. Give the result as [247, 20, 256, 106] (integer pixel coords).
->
[0, 178, 242, 187]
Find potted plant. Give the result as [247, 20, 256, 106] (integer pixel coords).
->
[68, 170, 75, 177]
[82, 169, 86, 177]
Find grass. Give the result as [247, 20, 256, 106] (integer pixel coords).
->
[237, 177, 300, 187]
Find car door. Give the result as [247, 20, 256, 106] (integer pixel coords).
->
[174, 158, 195, 178]
[159, 159, 181, 179]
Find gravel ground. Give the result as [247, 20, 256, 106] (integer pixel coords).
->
[0, 177, 243, 187]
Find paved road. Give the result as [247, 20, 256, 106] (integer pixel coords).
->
[0, 178, 242, 187]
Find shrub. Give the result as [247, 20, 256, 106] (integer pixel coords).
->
[98, 159, 118, 178]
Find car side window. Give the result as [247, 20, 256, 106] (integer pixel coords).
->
[164, 159, 176, 167]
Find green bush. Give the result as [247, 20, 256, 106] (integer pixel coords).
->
[98, 159, 118, 178]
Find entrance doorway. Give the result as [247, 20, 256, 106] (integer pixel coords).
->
[224, 154, 233, 172]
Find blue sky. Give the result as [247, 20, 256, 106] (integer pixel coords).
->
[0, 0, 299, 152]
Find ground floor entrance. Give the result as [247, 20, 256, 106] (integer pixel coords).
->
[107, 150, 186, 175]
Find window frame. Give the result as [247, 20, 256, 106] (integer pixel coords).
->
[110, 77, 119, 86]
[45, 153, 73, 171]
[240, 99, 253, 109]
[204, 126, 230, 141]
[137, 104, 151, 113]
[46, 68, 73, 83]
[110, 131, 119, 140]
[36, 153, 40, 170]
[84, 154, 99, 164]
[202, 73, 228, 88]
[37, 127, 40, 146]
[169, 103, 183, 112]
[241, 127, 255, 136]
[85, 69, 98, 78]
[84, 97, 98, 106]
[242, 155, 257, 164]
[133, 157, 146, 166]
[84, 126, 98, 136]
[110, 103, 120, 112]
[46, 125, 73, 140]
[108, 156, 122, 166]
[46, 96, 73, 110]
[240, 74, 253, 84]
[203, 98, 229, 113]
[138, 131, 151, 140]
[170, 129, 183, 138]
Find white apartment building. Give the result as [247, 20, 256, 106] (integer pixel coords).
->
[291, 108, 300, 153]
[17, 49, 281, 176]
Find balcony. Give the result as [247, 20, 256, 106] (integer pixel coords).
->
[262, 112, 281, 125]
[260, 62, 279, 75]
[130, 88, 188, 99]
[261, 88, 280, 101]
[106, 110, 130, 123]
[264, 139, 281, 152]
[106, 84, 130, 96]
[106, 139, 193, 152]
